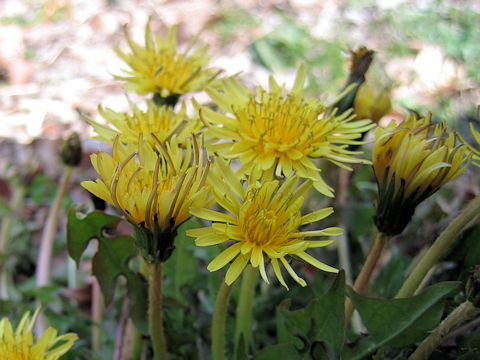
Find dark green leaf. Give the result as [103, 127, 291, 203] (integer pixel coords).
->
[373, 246, 411, 298]
[164, 219, 202, 300]
[445, 225, 480, 282]
[255, 343, 305, 360]
[67, 208, 123, 266]
[344, 281, 462, 359]
[163, 219, 202, 328]
[23, 284, 62, 304]
[276, 271, 345, 359]
[67, 207, 148, 333]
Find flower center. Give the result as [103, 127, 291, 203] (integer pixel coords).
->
[127, 109, 177, 141]
[238, 188, 300, 247]
[234, 91, 327, 156]
[0, 341, 34, 360]
[150, 53, 202, 93]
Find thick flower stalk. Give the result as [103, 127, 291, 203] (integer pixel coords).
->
[82, 134, 211, 263]
[198, 65, 374, 196]
[188, 158, 341, 289]
[373, 113, 470, 236]
[88, 100, 201, 148]
[0, 307, 77, 360]
[115, 20, 221, 98]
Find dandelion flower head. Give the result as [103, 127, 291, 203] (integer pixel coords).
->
[88, 100, 201, 148]
[373, 113, 470, 235]
[115, 20, 220, 97]
[198, 64, 374, 196]
[188, 158, 341, 289]
[81, 134, 211, 234]
[0, 307, 77, 360]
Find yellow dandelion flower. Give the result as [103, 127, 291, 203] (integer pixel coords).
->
[87, 100, 201, 148]
[198, 64, 374, 196]
[0, 307, 77, 360]
[81, 134, 211, 262]
[373, 113, 470, 235]
[115, 20, 221, 97]
[188, 159, 341, 289]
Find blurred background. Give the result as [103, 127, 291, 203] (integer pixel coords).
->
[0, 0, 478, 357]
[1, 0, 479, 144]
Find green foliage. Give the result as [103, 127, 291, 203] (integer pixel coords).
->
[2, 3, 478, 359]
[162, 219, 212, 358]
[273, 271, 346, 359]
[344, 281, 462, 359]
[255, 343, 305, 360]
[384, 3, 480, 82]
[250, 15, 345, 93]
[373, 246, 411, 298]
[212, 6, 258, 44]
[66, 207, 148, 333]
[456, 327, 480, 359]
[28, 174, 57, 204]
[445, 224, 480, 283]
[0, 196, 11, 217]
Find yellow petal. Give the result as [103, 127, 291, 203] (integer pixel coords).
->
[280, 257, 306, 287]
[225, 254, 249, 285]
[296, 251, 338, 273]
[190, 208, 237, 224]
[271, 258, 289, 290]
[207, 242, 242, 271]
[300, 207, 334, 225]
[195, 233, 229, 246]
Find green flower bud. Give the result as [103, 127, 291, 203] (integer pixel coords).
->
[61, 132, 82, 166]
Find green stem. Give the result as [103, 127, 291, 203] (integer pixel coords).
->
[409, 301, 480, 360]
[35, 167, 73, 335]
[130, 325, 144, 360]
[212, 280, 234, 360]
[36, 166, 74, 287]
[345, 231, 389, 325]
[234, 265, 258, 355]
[149, 263, 168, 360]
[397, 196, 480, 299]
[92, 276, 103, 353]
[131, 258, 148, 360]
[336, 169, 354, 286]
[336, 169, 363, 332]
[0, 186, 25, 300]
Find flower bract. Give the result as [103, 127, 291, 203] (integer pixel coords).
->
[0, 307, 77, 360]
[373, 113, 470, 235]
[198, 64, 374, 196]
[188, 159, 341, 289]
[115, 20, 220, 97]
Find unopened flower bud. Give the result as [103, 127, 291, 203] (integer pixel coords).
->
[61, 132, 82, 167]
[373, 113, 470, 235]
[354, 83, 391, 123]
[81, 134, 211, 264]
